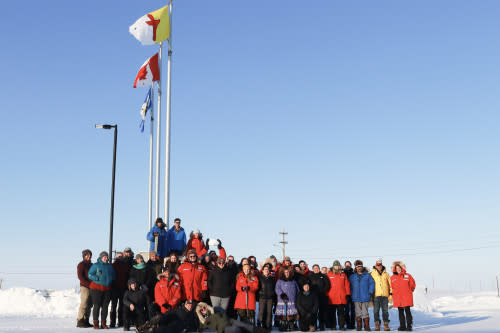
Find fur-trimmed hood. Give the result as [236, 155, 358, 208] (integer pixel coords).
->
[391, 261, 407, 273]
[259, 257, 276, 271]
[195, 302, 214, 325]
[157, 271, 179, 281]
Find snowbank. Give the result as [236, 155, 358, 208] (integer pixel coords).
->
[0, 287, 79, 318]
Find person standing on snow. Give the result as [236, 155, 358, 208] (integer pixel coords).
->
[178, 249, 209, 302]
[343, 261, 356, 330]
[166, 218, 187, 257]
[88, 251, 116, 329]
[390, 262, 416, 332]
[77, 249, 93, 328]
[370, 258, 392, 331]
[326, 260, 350, 331]
[235, 264, 259, 323]
[257, 264, 276, 329]
[308, 264, 330, 331]
[349, 260, 374, 331]
[275, 266, 300, 331]
[147, 218, 168, 259]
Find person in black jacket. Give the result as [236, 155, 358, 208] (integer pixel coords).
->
[257, 264, 276, 329]
[296, 282, 318, 332]
[294, 264, 310, 290]
[208, 257, 236, 313]
[123, 278, 150, 331]
[309, 264, 330, 331]
[145, 299, 198, 333]
[129, 254, 157, 302]
[343, 261, 355, 330]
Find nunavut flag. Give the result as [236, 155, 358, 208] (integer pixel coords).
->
[133, 53, 160, 88]
[129, 5, 170, 45]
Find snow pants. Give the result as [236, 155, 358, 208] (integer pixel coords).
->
[328, 304, 345, 329]
[398, 307, 412, 329]
[90, 288, 111, 323]
[257, 298, 273, 328]
[110, 287, 125, 326]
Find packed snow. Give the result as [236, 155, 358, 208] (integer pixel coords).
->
[0, 286, 499, 332]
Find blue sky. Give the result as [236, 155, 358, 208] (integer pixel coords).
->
[0, 1, 499, 290]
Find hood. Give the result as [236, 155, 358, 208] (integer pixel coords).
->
[259, 258, 276, 270]
[391, 261, 407, 273]
[127, 278, 137, 289]
[195, 302, 214, 324]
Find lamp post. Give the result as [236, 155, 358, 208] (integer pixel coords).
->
[95, 124, 117, 259]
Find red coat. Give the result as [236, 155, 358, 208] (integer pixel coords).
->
[155, 275, 182, 313]
[326, 271, 350, 305]
[186, 238, 207, 257]
[390, 270, 415, 308]
[234, 272, 259, 310]
[178, 262, 208, 301]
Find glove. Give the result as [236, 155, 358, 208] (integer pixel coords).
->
[162, 303, 171, 310]
[241, 286, 249, 291]
[205, 238, 210, 249]
[201, 290, 209, 300]
[280, 293, 288, 302]
[97, 270, 102, 276]
[153, 232, 159, 237]
[217, 239, 222, 249]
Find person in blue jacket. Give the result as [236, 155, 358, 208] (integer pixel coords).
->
[166, 217, 187, 256]
[88, 251, 116, 329]
[147, 217, 168, 259]
[349, 260, 375, 331]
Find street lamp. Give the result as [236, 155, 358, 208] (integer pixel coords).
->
[95, 124, 117, 259]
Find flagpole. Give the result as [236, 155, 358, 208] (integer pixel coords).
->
[155, 43, 163, 220]
[164, 0, 173, 230]
[148, 83, 155, 231]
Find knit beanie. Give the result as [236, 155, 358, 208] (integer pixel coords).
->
[136, 254, 144, 261]
[354, 260, 363, 267]
[333, 260, 341, 267]
[99, 251, 109, 259]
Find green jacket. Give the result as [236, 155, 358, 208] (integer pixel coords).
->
[195, 302, 233, 333]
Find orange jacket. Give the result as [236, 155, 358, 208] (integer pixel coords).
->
[154, 275, 182, 313]
[391, 270, 415, 308]
[234, 272, 259, 310]
[326, 271, 350, 305]
[178, 262, 208, 301]
[186, 238, 207, 257]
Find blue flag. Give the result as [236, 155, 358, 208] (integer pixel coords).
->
[140, 87, 152, 132]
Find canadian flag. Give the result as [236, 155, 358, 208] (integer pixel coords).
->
[133, 53, 160, 88]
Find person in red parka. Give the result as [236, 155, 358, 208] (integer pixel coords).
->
[326, 260, 350, 331]
[155, 270, 183, 314]
[178, 249, 208, 302]
[185, 229, 207, 258]
[390, 261, 416, 331]
[235, 264, 259, 324]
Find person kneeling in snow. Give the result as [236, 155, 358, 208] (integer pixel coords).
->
[123, 278, 149, 331]
[196, 302, 270, 333]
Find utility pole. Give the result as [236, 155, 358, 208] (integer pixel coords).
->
[279, 229, 288, 260]
[496, 276, 499, 297]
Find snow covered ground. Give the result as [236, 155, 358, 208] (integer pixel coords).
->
[0, 286, 499, 332]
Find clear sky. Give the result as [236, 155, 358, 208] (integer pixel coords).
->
[0, 1, 499, 290]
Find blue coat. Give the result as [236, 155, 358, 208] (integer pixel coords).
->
[147, 224, 168, 258]
[166, 226, 187, 253]
[349, 270, 375, 303]
[88, 258, 116, 287]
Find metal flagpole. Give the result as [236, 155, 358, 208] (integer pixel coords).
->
[164, 0, 173, 230]
[155, 43, 163, 220]
[148, 83, 155, 231]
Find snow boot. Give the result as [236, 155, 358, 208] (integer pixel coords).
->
[364, 318, 371, 331]
[374, 321, 380, 331]
[383, 321, 390, 331]
[85, 318, 93, 328]
[93, 320, 100, 329]
[356, 318, 362, 331]
[253, 326, 271, 333]
[101, 322, 109, 329]
[77, 319, 87, 328]
[397, 327, 406, 331]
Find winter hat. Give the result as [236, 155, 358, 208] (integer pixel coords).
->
[82, 249, 92, 258]
[283, 256, 291, 262]
[376, 257, 383, 264]
[124, 247, 132, 253]
[354, 260, 363, 267]
[193, 228, 200, 234]
[333, 260, 341, 267]
[136, 254, 144, 261]
[155, 217, 164, 224]
[99, 251, 109, 259]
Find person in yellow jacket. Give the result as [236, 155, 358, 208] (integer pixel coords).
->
[370, 258, 392, 331]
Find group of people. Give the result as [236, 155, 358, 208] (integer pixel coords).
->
[77, 218, 416, 332]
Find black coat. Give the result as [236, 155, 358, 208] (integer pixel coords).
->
[159, 303, 198, 332]
[294, 271, 311, 289]
[343, 267, 354, 278]
[308, 272, 330, 295]
[258, 274, 276, 300]
[296, 291, 319, 316]
[123, 288, 149, 311]
[208, 265, 235, 298]
[129, 265, 156, 291]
